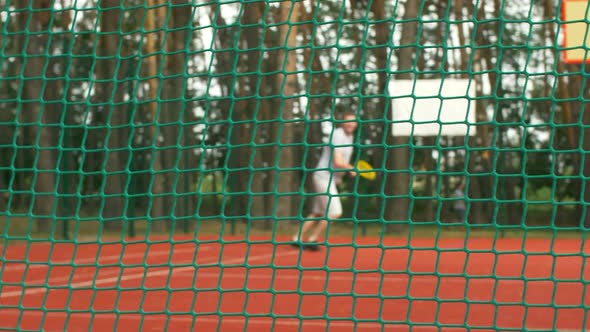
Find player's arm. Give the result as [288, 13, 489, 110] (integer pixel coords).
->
[333, 150, 356, 177]
[330, 129, 356, 177]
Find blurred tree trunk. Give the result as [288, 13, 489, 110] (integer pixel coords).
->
[0, 108, 13, 212]
[209, 7, 237, 218]
[299, 5, 331, 218]
[224, 2, 265, 224]
[366, 0, 391, 226]
[0, 15, 15, 212]
[422, 2, 448, 222]
[251, 26, 273, 228]
[0, 5, 16, 213]
[544, 2, 579, 155]
[466, 0, 494, 225]
[95, 0, 129, 229]
[57, 6, 78, 224]
[581, 75, 590, 228]
[0, 5, 17, 211]
[160, 0, 194, 231]
[543, 1, 585, 226]
[145, 0, 167, 231]
[15, 0, 61, 232]
[253, 70, 275, 228]
[479, 0, 523, 226]
[384, 0, 420, 232]
[454, 0, 482, 224]
[268, 0, 302, 230]
[455, 0, 469, 75]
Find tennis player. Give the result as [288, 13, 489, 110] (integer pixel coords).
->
[292, 111, 358, 251]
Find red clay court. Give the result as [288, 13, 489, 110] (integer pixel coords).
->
[1, 234, 589, 331]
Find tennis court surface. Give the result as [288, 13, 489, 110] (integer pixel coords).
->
[1, 234, 589, 331]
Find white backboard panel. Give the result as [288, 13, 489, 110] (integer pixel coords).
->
[562, 0, 590, 64]
[388, 78, 476, 137]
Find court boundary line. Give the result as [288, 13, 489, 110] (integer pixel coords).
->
[0, 247, 204, 273]
[0, 248, 300, 299]
[1, 310, 588, 332]
[2, 264, 558, 303]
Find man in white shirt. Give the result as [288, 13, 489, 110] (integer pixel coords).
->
[292, 112, 358, 251]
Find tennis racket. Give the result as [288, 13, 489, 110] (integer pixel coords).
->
[356, 160, 377, 181]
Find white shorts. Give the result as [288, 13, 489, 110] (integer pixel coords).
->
[311, 173, 342, 219]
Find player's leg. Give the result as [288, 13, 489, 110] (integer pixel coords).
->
[307, 181, 342, 247]
[292, 175, 329, 243]
[292, 213, 320, 242]
[293, 198, 327, 242]
[307, 211, 341, 244]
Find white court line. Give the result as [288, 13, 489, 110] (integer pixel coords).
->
[3, 269, 540, 302]
[0, 247, 205, 273]
[173, 270, 534, 286]
[1, 311, 586, 332]
[0, 249, 300, 299]
[0, 311, 387, 331]
[1, 268, 138, 291]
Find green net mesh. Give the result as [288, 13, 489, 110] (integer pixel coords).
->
[1, 0, 590, 331]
